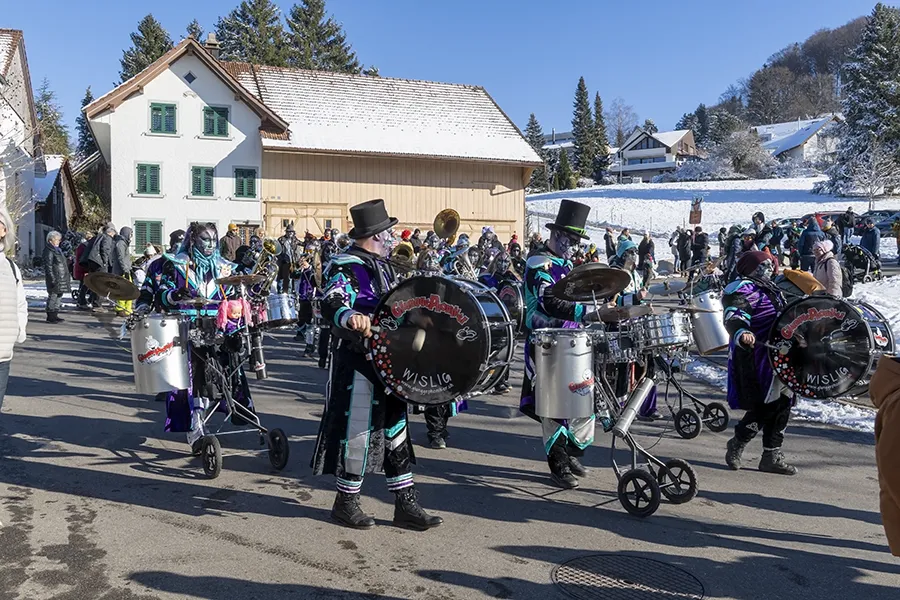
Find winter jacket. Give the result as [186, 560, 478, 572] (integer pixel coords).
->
[604, 233, 616, 258]
[839, 211, 856, 232]
[220, 231, 242, 262]
[637, 239, 655, 269]
[860, 227, 881, 256]
[88, 232, 114, 272]
[871, 356, 900, 556]
[0, 256, 27, 362]
[798, 222, 825, 258]
[43, 245, 71, 295]
[73, 242, 88, 280]
[691, 232, 709, 260]
[677, 231, 692, 257]
[78, 236, 96, 267]
[813, 253, 842, 297]
[754, 224, 773, 250]
[769, 225, 784, 249]
[822, 225, 842, 257]
[717, 231, 727, 251]
[111, 228, 133, 276]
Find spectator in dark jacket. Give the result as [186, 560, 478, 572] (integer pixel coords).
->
[220, 224, 242, 261]
[821, 216, 842, 258]
[111, 226, 134, 317]
[839, 207, 856, 244]
[677, 229, 693, 275]
[88, 224, 116, 274]
[861, 218, 882, 257]
[689, 226, 708, 280]
[43, 231, 70, 324]
[717, 227, 727, 257]
[604, 228, 617, 259]
[74, 232, 95, 309]
[637, 233, 655, 287]
[798, 219, 825, 272]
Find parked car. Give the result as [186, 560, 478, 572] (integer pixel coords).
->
[875, 212, 900, 236]
[800, 211, 845, 228]
[855, 210, 895, 235]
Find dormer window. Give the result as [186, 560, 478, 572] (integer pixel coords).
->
[150, 103, 177, 134]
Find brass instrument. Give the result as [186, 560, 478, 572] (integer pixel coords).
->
[248, 237, 282, 295]
[434, 209, 460, 247]
[390, 240, 415, 270]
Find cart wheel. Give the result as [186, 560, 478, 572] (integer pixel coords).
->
[674, 408, 702, 439]
[702, 402, 730, 433]
[657, 458, 698, 504]
[863, 274, 874, 283]
[617, 469, 661, 518]
[267, 428, 290, 471]
[201, 435, 222, 479]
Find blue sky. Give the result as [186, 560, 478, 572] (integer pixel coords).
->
[4, 0, 886, 141]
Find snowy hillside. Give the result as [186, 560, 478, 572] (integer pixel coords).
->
[527, 177, 900, 236]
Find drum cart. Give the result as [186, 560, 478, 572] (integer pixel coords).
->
[654, 354, 730, 439]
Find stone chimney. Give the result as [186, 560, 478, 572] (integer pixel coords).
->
[204, 32, 221, 60]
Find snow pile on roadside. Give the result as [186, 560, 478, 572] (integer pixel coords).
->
[684, 359, 875, 433]
[23, 281, 76, 309]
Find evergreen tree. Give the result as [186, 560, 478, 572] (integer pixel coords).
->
[216, 0, 288, 66]
[642, 118, 658, 134]
[557, 148, 574, 189]
[524, 113, 548, 191]
[593, 93, 611, 179]
[186, 19, 204, 40]
[570, 77, 595, 177]
[286, 0, 361, 73]
[695, 104, 710, 146]
[34, 79, 70, 156]
[75, 87, 97, 158]
[362, 65, 380, 77]
[119, 14, 174, 82]
[676, 112, 700, 141]
[707, 109, 745, 146]
[826, 3, 900, 194]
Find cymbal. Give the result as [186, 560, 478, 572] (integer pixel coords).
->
[177, 296, 219, 307]
[647, 281, 687, 296]
[594, 304, 653, 323]
[551, 263, 631, 302]
[83, 272, 140, 301]
[216, 273, 266, 287]
[668, 306, 718, 315]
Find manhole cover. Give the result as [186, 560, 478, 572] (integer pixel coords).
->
[552, 554, 705, 599]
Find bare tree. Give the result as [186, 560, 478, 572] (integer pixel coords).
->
[850, 137, 900, 210]
[604, 97, 638, 147]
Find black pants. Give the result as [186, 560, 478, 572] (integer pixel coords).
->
[735, 394, 792, 449]
[424, 404, 451, 441]
[318, 325, 331, 367]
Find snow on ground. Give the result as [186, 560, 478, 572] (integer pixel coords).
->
[527, 177, 900, 236]
[685, 359, 876, 434]
[851, 275, 900, 341]
[24, 281, 76, 309]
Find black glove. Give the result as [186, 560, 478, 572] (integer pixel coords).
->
[170, 288, 191, 302]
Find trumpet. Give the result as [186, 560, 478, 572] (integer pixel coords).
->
[247, 237, 282, 295]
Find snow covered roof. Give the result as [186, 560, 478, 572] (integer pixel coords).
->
[620, 128, 690, 152]
[758, 116, 839, 156]
[0, 29, 22, 77]
[71, 151, 103, 177]
[226, 63, 542, 166]
[32, 155, 65, 202]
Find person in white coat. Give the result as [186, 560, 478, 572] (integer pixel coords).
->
[0, 203, 28, 413]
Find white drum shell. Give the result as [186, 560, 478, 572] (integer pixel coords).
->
[689, 291, 730, 355]
[130, 314, 189, 395]
[263, 293, 298, 329]
[533, 328, 595, 420]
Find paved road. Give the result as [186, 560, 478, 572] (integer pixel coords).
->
[0, 310, 897, 600]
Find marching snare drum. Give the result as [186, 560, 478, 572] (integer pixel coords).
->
[635, 312, 692, 351]
[369, 275, 515, 405]
[592, 322, 643, 363]
[260, 293, 299, 330]
[130, 314, 190, 394]
[532, 328, 596, 419]
[688, 290, 730, 355]
[497, 281, 525, 337]
[768, 296, 894, 399]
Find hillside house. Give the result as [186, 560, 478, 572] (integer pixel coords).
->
[615, 129, 703, 182]
[753, 115, 841, 161]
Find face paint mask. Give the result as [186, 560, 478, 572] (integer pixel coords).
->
[371, 230, 393, 258]
[192, 227, 217, 258]
[623, 250, 638, 269]
[753, 261, 774, 281]
[554, 232, 578, 260]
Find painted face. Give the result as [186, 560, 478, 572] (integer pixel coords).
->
[496, 256, 511, 273]
[371, 229, 393, 258]
[753, 260, 774, 281]
[192, 225, 218, 257]
[622, 248, 638, 268]
[552, 230, 580, 260]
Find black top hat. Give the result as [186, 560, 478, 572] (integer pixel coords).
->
[348, 199, 399, 239]
[545, 199, 590, 240]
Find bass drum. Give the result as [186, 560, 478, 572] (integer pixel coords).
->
[496, 281, 525, 337]
[847, 301, 895, 397]
[369, 275, 514, 406]
[767, 296, 893, 399]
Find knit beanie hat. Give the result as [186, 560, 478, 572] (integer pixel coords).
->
[736, 250, 771, 276]
[616, 239, 638, 258]
[813, 240, 833, 254]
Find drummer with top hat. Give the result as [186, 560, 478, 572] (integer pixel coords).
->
[311, 199, 442, 531]
[520, 199, 600, 489]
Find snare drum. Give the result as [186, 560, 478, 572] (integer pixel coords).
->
[592, 323, 642, 363]
[532, 328, 595, 419]
[635, 312, 692, 350]
[130, 314, 190, 394]
[688, 290, 729, 355]
[260, 293, 298, 330]
[369, 275, 514, 405]
[768, 296, 894, 399]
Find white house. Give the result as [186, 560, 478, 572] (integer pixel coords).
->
[0, 29, 37, 263]
[84, 35, 288, 250]
[752, 115, 841, 161]
[615, 128, 704, 182]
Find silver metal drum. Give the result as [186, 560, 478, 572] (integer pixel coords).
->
[130, 314, 189, 394]
[532, 328, 595, 420]
[261, 293, 298, 330]
[637, 312, 692, 350]
[689, 290, 729, 355]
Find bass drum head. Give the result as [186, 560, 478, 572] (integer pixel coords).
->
[497, 282, 524, 335]
[768, 296, 875, 399]
[370, 276, 489, 405]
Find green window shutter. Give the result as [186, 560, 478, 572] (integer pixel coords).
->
[134, 222, 148, 248]
[204, 107, 229, 136]
[215, 108, 228, 136]
[164, 105, 176, 133]
[148, 222, 163, 246]
[245, 171, 256, 197]
[148, 165, 160, 194]
[191, 167, 202, 196]
[150, 106, 162, 133]
[150, 104, 176, 133]
[234, 168, 256, 198]
[204, 167, 214, 195]
[203, 107, 215, 136]
[191, 167, 214, 196]
[137, 164, 147, 193]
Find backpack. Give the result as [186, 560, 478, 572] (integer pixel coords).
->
[840, 264, 853, 297]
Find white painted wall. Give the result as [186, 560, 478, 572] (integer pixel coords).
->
[99, 52, 263, 249]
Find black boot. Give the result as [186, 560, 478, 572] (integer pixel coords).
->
[331, 492, 375, 530]
[725, 437, 746, 470]
[548, 440, 578, 489]
[428, 434, 446, 450]
[758, 449, 798, 476]
[47, 312, 63, 324]
[568, 456, 588, 478]
[393, 486, 442, 531]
